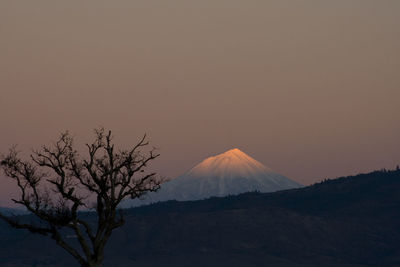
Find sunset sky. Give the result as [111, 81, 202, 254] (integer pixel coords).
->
[1, 1, 399, 205]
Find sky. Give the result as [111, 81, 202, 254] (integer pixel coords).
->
[1, 1, 399, 206]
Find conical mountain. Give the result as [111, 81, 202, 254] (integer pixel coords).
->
[133, 148, 301, 205]
[187, 148, 276, 180]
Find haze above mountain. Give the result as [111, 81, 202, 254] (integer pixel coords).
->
[132, 148, 301, 206]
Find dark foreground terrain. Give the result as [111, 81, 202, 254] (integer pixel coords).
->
[0, 169, 399, 266]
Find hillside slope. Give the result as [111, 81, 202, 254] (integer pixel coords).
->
[0, 169, 399, 266]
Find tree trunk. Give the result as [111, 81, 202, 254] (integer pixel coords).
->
[83, 260, 102, 267]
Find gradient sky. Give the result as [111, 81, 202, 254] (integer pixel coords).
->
[1, 1, 399, 206]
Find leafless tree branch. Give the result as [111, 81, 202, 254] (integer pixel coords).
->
[0, 128, 163, 267]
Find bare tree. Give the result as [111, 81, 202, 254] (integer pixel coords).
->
[0, 128, 162, 267]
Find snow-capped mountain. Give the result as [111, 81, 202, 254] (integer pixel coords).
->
[130, 148, 301, 206]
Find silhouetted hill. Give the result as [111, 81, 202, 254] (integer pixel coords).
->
[0, 207, 27, 216]
[0, 169, 399, 266]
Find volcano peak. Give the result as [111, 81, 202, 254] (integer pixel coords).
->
[131, 148, 302, 205]
[223, 148, 243, 155]
[187, 148, 272, 179]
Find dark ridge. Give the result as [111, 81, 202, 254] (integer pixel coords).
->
[127, 168, 400, 217]
[0, 168, 399, 266]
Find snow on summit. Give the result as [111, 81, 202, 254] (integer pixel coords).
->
[187, 148, 273, 179]
[129, 148, 302, 206]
